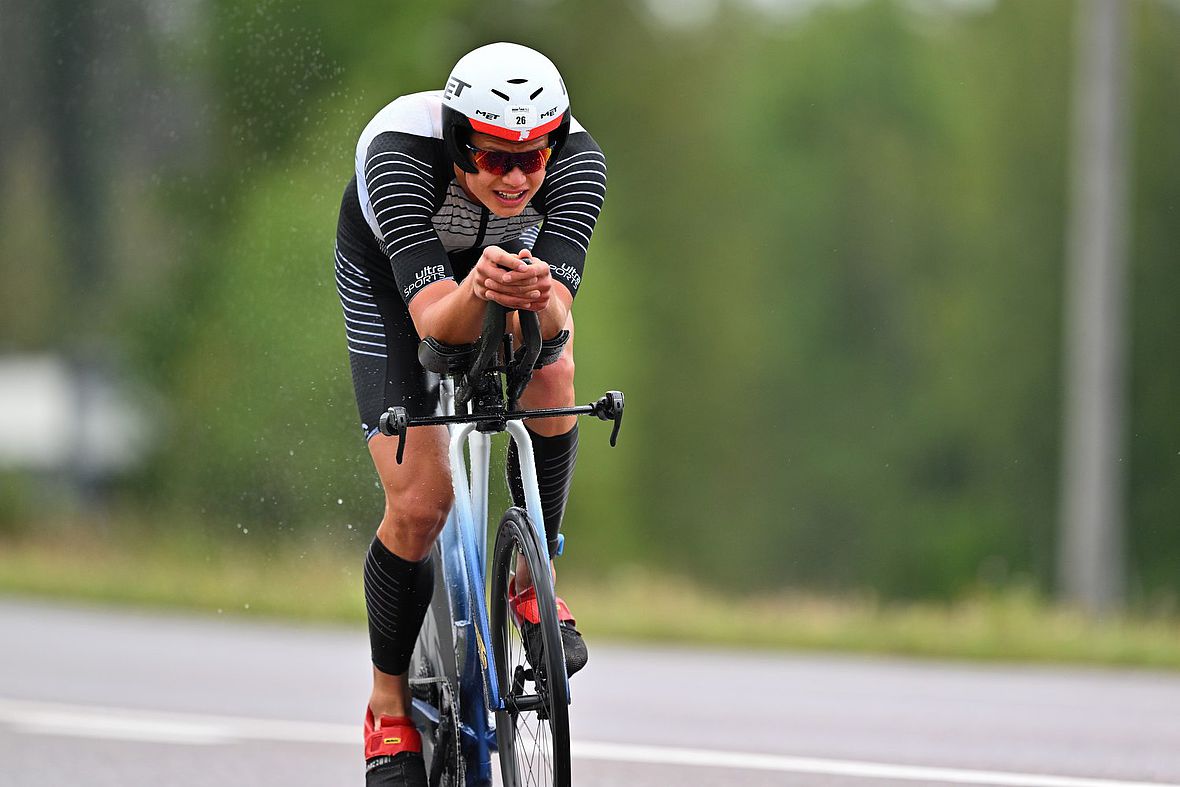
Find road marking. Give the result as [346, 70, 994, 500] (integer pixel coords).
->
[0, 698, 352, 747]
[0, 698, 1176, 787]
[571, 741, 1180, 787]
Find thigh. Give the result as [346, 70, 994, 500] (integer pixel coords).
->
[368, 425, 453, 559]
[368, 425, 451, 504]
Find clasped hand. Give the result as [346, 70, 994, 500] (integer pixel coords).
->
[471, 246, 552, 312]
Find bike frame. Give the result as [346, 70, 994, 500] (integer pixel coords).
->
[412, 375, 565, 786]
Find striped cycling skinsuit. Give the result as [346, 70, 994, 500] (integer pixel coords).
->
[333, 90, 607, 438]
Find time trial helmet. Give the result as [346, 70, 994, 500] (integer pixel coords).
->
[441, 42, 572, 174]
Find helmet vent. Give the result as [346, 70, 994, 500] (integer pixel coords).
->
[530, 87, 543, 99]
[491, 89, 510, 100]
[506, 78, 528, 84]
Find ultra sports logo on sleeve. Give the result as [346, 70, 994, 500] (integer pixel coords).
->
[551, 263, 581, 292]
[403, 264, 448, 301]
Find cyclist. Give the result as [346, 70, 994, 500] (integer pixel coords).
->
[332, 42, 607, 786]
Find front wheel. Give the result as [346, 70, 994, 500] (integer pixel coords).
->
[490, 507, 571, 787]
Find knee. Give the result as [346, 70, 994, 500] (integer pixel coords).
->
[380, 480, 453, 552]
[397, 485, 453, 535]
[525, 354, 575, 407]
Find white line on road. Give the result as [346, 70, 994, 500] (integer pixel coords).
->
[1, 698, 1176, 787]
[0, 698, 353, 747]
[570, 741, 1180, 787]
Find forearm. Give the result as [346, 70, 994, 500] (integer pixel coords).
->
[538, 283, 573, 340]
[417, 248, 573, 343]
[414, 277, 487, 344]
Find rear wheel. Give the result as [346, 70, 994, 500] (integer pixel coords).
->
[490, 507, 571, 787]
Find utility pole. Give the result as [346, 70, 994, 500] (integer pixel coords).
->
[1059, 0, 1131, 614]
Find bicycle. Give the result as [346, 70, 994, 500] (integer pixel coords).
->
[377, 302, 624, 787]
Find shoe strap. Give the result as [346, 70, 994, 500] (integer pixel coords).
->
[364, 709, 423, 760]
[509, 583, 576, 626]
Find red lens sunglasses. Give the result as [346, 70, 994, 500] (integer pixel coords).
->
[466, 144, 554, 176]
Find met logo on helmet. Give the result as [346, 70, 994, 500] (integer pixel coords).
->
[540, 105, 559, 120]
[444, 77, 472, 99]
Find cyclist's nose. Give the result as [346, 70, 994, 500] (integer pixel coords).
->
[500, 167, 528, 187]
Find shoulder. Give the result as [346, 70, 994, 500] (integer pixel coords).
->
[545, 122, 607, 190]
[556, 118, 606, 170]
[363, 90, 444, 138]
[356, 91, 444, 161]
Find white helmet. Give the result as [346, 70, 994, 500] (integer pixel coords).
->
[442, 42, 572, 174]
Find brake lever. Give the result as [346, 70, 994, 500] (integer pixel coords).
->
[592, 391, 625, 447]
[378, 406, 410, 464]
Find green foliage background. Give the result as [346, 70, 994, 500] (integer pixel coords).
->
[2, 0, 1178, 602]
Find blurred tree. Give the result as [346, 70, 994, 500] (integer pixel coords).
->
[1126, 0, 1180, 603]
[8, 0, 1175, 603]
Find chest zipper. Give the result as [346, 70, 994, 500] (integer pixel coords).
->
[472, 206, 489, 249]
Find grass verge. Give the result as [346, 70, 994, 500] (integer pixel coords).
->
[0, 529, 366, 624]
[2, 530, 1179, 669]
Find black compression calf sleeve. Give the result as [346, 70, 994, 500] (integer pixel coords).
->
[363, 537, 434, 675]
[506, 424, 579, 554]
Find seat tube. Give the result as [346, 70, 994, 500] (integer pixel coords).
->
[505, 420, 548, 558]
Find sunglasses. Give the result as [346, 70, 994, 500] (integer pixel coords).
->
[466, 143, 554, 176]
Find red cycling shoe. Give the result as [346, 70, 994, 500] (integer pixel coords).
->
[509, 583, 588, 677]
[364, 708, 426, 787]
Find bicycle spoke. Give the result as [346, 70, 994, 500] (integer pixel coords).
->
[494, 512, 569, 787]
[506, 567, 550, 784]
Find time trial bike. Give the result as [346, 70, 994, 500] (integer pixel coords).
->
[377, 302, 624, 787]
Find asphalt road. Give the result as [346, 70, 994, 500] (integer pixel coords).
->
[1, 598, 1178, 786]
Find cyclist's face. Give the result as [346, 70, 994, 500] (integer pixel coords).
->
[457, 132, 549, 218]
